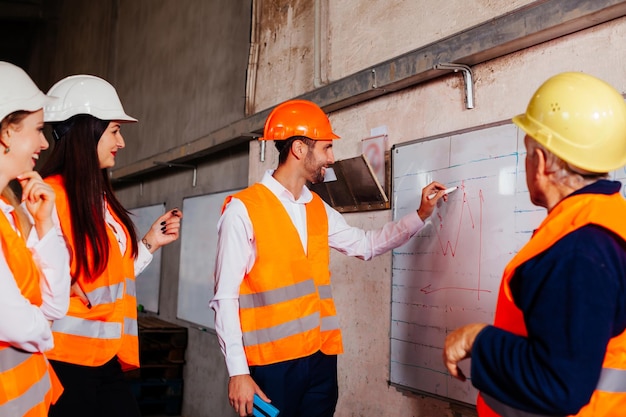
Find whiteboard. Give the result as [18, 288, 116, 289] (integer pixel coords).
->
[389, 123, 626, 405]
[130, 203, 165, 313]
[177, 189, 243, 328]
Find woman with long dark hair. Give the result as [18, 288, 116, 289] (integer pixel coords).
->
[0, 61, 70, 416]
[39, 74, 182, 417]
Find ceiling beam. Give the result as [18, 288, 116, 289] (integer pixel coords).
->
[111, 0, 626, 181]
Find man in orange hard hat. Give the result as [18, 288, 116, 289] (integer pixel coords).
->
[211, 99, 449, 416]
[443, 72, 626, 416]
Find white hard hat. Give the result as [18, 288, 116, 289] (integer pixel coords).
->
[44, 74, 137, 123]
[0, 61, 56, 122]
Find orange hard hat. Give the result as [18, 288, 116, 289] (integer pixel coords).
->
[261, 99, 340, 141]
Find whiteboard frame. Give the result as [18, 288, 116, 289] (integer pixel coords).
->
[388, 119, 626, 405]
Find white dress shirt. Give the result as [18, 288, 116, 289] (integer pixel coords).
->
[0, 200, 71, 352]
[103, 205, 152, 275]
[210, 170, 425, 376]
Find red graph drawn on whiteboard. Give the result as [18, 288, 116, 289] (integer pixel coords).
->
[419, 185, 491, 299]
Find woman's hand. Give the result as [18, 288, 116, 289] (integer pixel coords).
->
[141, 208, 183, 253]
[17, 171, 55, 238]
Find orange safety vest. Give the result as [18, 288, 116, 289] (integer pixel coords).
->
[45, 175, 139, 370]
[225, 184, 343, 366]
[477, 192, 626, 417]
[0, 201, 63, 416]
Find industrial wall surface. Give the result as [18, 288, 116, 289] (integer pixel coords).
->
[250, 0, 536, 112]
[248, 2, 626, 417]
[26, 1, 252, 416]
[20, 0, 626, 416]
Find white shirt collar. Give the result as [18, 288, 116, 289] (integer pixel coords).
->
[260, 169, 313, 204]
[0, 198, 15, 216]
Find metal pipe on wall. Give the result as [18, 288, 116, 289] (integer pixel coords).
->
[314, 0, 323, 88]
[245, 0, 261, 115]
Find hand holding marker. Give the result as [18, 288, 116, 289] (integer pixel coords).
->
[427, 186, 458, 201]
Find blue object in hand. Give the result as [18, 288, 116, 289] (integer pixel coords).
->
[253, 394, 279, 417]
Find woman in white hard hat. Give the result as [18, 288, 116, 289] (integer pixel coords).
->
[0, 61, 71, 416]
[39, 75, 182, 417]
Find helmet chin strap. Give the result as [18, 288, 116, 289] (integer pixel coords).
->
[52, 115, 109, 141]
[52, 119, 75, 141]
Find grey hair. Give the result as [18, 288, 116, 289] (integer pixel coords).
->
[526, 137, 608, 188]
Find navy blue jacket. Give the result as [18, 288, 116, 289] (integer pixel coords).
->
[471, 180, 626, 415]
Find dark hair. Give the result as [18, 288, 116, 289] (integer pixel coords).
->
[40, 114, 138, 282]
[274, 136, 315, 164]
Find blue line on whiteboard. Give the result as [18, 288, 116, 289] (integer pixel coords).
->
[394, 152, 520, 180]
[514, 208, 544, 213]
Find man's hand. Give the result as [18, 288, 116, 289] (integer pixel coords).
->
[442, 322, 487, 381]
[228, 374, 271, 416]
[417, 181, 448, 221]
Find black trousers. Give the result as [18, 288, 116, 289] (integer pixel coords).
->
[250, 350, 338, 417]
[48, 357, 141, 417]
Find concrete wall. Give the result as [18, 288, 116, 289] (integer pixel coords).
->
[22, 0, 626, 416]
[35, 0, 251, 163]
[248, 2, 626, 416]
[28, 1, 252, 416]
[252, 0, 535, 111]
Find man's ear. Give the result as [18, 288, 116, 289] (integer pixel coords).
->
[290, 138, 306, 161]
[533, 146, 552, 180]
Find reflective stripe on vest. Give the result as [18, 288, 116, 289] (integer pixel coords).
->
[596, 367, 626, 393]
[52, 316, 122, 339]
[125, 277, 136, 297]
[124, 317, 138, 337]
[45, 175, 139, 369]
[321, 315, 340, 332]
[318, 285, 340, 331]
[0, 349, 51, 417]
[478, 192, 626, 417]
[51, 281, 125, 338]
[85, 281, 125, 307]
[239, 280, 340, 345]
[479, 368, 626, 417]
[481, 393, 559, 417]
[318, 284, 332, 299]
[239, 280, 316, 309]
[0, 347, 32, 372]
[232, 184, 343, 366]
[123, 278, 138, 337]
[0, 203, 60, 414]
[243, 312, 321, 346]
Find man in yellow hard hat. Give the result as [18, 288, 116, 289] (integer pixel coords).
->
[443, 72, 626, 417]
[211, 99, 449, 417]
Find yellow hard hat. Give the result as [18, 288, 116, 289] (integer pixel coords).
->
[513, 72, 626, 173]
[261, 99, 340, 141]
